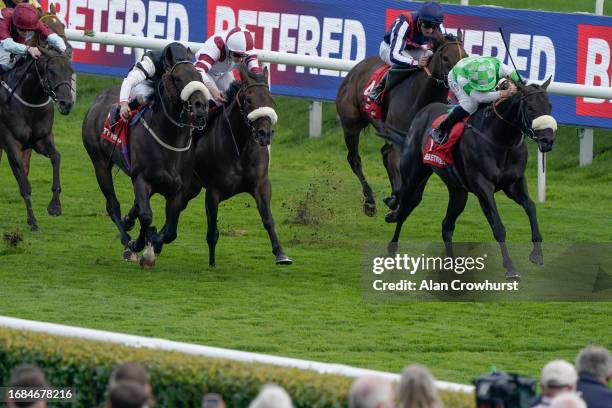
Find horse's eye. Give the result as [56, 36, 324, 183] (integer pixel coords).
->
[245, 97, 252, 104]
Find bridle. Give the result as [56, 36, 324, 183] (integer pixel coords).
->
[423, 38, 465, 88]
[233, 81, 273, 138]
[33, 53, 73, 103]
[158, 60, 207, 130]
[492, 87, 549, 141]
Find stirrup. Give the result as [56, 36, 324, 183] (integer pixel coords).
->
[430, 127, 447, 145]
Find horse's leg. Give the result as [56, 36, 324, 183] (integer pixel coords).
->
[4, 143, 38, 230]
[21, 149, 32, 177]
[381, 142, 401, 210]
[33, 135, 61, 216]
[504, 177, 543, 265]
[252, 177, 292, 265]
[91, 160, 131, 247]
[127, 175, 153, 253]
[150, 194, 185, 255]
[341, 120, 376, 217]
[474, 184, 519, 279]
[205, 189, 220, 267]
[442, 188, 469, 258]
[121, 201, 139, 231]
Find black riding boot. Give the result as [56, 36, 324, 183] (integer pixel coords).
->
[431, 106, 470, 144]
[368, 71, 388, 104]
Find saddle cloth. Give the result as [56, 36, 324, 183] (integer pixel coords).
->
[422, 113, 469, 168]
[101, 105, 147, 171]
[362, 64, 391, 120]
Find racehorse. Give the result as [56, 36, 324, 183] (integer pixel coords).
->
[0, 45, 74, 230]
[382, 78, 557, 279]
[144, 64, 291, 266]
[0, 4, 71, 175]
[82, 44, 209, 266]
[336, 31, 466, 217]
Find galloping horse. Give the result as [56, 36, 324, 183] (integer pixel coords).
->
[145, 64, 291, 266]
[82, 44, 209, 265]
[382, 78, 557, 279]
[0, 46, 74, 230]
[336, 31, 466, 216]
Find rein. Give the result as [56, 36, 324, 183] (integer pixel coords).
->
[423, 39, 464, 88]
[157, 60, 206, 130]
[492, 88, 548, 141]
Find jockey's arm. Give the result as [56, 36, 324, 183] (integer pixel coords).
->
[388, 18, 418, 67]
[46, 33, 66, 52]
[119, 55, 155, 102]
[0, 37, 27, 54]
[245, 54, 262, 73]
[470, 89, 503, 103]
[499, 62, 521, 82]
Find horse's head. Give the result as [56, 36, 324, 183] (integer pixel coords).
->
[428, 31, 467, 86]
[36, 45, 74, 114]
[515, 77, 557, 152]
[230, 64, 277, 147]
[160, 43, 209, 127]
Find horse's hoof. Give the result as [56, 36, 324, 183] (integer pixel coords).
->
[363, 201, 376, 217]
[529, 250, 544, 265]
[384, 211, 398, 223]
[139, 244, 156, 269]
[276, 254, 293, 265]
[122, 216, 135, 231]
[122, 249, 139, 262]
[505, 269, 521, 280]
[387, 241, 398, 255]
[383, 196, 398, 210]
[47, 202, 62, 216]
[29, 222, 39, 232]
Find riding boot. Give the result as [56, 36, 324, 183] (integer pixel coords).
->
[368, 71, 388, 104]
[431, 106, 470, 144]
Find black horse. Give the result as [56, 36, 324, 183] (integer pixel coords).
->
[147, 64, 291, 266]
[82, 44, 209, 266]
[336, 31, 466, 216]
[0, 46, 74, 230]
[383, 78, 557, 279]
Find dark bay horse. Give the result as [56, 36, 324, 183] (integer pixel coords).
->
[336, 31, 466, 217]
[383, 78, 557, 279]
[149, 64, 291, 266]
[0, 46, 74, 230]
[82, 44, 209, 266]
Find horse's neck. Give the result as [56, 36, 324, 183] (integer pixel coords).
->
[7, 64, 45, 102]
[484, 96, 524, 145]
[223, 101, 251, 150]
[151, 91, 191, 140]
[411, 72, 448, 105]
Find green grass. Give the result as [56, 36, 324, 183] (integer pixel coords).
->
[0, 73, 611, 386]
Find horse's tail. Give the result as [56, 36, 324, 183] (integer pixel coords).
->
[373, 120, 407, 147]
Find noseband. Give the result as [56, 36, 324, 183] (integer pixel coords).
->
[158, 60, 207, 130]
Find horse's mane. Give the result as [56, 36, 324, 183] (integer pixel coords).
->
[223, 64, 268, 107]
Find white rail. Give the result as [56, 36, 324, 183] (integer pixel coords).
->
[65, 30, 612, 100]
[0, 316, 474, 394]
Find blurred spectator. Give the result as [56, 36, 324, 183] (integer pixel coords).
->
[202, 393, 226, 408]
[7, 364, 49, 408]
[531, 360, 578, 408]
[108, 362, 154, 406]
[107, 380, 148, 408]
[349, 376, 395, 408]
[398, 364, 443, 408]
[248, 384, 294, 408]
[549, 392, 586, 408]
[575, 345, 612, 408]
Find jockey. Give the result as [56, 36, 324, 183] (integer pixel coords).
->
[431, 55, 521, 144]
[194, 27, 261, 105]
[368, 1, 445, 103]
[116, 42, 189, 121]
[0, 0, 41, 10]
[0, 3, 66, 73]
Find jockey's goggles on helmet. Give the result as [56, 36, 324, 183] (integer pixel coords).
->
[229, 51, 249, 59]
[421, 20, 439, 29]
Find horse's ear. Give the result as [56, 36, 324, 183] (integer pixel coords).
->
[187, 47, 194, 61]
[263, 66, 269, 83]
[542, 75, 552, 90]
[238, 63, 249, 81]
[50, 3, 56, 14]
[457, 28, 463, 44]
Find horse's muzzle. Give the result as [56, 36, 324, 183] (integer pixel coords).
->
[256, 128, 273, 146]
[57, 99, 73, 115]
[535, 129, 555, 153]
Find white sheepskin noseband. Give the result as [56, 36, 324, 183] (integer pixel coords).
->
[532, 115, 558, 132]
[181, 81, 210, 102]
[247, 107, 278, 125]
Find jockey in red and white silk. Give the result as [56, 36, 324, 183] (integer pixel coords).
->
[194, 27, 261, 104]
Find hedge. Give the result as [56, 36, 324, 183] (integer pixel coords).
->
[0, 328, 473, 407]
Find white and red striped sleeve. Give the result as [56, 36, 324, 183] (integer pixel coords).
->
[194, 36, 222, 73]
[245, 54, 262, 73]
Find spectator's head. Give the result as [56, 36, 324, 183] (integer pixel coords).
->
[202, 393, 226, 408]
[248, 384, 293, 408]
[575, 345, 612, 384]
[109, 363, 153, 404]
[549, 392, 587, 408]
[7, 364, 49, 408]
[349, 376, 395, 408]
[540, 360, 578, 397]
[398, 364, 442, 408]
[107, 380, 148, 408]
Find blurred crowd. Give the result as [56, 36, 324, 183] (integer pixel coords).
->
[4, 344, 611, 408]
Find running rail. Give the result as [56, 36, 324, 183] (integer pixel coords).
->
[64, 29, 612, 100]
[0, 315, 474, 394]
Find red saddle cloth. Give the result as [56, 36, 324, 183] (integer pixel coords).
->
[422, 114, 469, 168]
[362, 64, 391, 120]
[101, 106, 143, 171]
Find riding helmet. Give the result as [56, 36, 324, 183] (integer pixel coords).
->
[417, 1, 444, 25]
[13, 3, 39, 31]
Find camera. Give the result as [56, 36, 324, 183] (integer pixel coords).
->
[474, 371, 536, 408]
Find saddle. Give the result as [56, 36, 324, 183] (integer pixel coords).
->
[423, 112, 470, 169]
[101, 104, 148, 171]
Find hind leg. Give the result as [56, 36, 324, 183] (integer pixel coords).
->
[341, 119, 376, 217]
[381, 142, 402, 210]
[33, 134, 62, 216]
[442, 188, 469, 258]
[205, 189, 220, 267]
